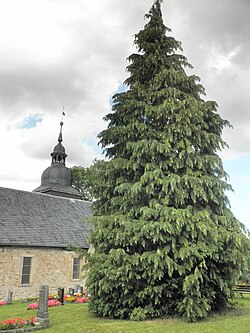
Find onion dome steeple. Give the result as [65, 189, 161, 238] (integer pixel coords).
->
[33, 113, 82, 200]
[51, 120, 67, 165]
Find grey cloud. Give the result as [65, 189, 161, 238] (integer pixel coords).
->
[0, 65, 85, 110]
[170, 0, 250, 44]
[0, 0, 249, 162]
[233, 43, 250, 69]
[162, 0, 250, 157]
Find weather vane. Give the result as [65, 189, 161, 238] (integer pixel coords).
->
[60, 107, 65, 126]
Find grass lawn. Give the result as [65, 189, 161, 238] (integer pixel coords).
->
[0, 297, 249, 333]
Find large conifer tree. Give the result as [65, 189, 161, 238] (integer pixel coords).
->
[86, 0, 246, 322]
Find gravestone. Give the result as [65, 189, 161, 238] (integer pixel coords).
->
[77, 286, 83, 294]
[36, 285, 50, 327]
[7, 290, 13, 304]
[69, 288, 74, 296]
[58, 287, 64, 304]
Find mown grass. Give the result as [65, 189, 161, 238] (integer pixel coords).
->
[0, 296, 249, 333]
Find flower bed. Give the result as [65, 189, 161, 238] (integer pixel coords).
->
[27, 299, 61, 310]
[64, 295, 76, 303]
[0, 302, 9, 306]
[0, 317, 35, 331]
[75, 297, 88, 303]
[64, 293, 90, 304]
[27, 303, 39, 310]
[48, 294, 58, 300]
[48, 300, 61, 307]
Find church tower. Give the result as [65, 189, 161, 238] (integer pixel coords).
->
[33, 117, 82, 200]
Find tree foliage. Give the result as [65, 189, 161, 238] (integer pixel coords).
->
[70, 159, 107, 201]
[86, 0, 247, 322]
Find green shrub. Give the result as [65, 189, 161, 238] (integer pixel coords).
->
[130, 307, 147, 321]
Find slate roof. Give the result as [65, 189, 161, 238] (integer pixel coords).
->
[0, 187, 92, 249]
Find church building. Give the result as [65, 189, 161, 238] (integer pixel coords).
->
[0, 121, 92, 301]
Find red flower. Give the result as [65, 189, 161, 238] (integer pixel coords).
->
[48, 300, 61, 307]
[27, 303, 39, 310]
[0, 317, 35, 330]
[75, 297, 87, 303]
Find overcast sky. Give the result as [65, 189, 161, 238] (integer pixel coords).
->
[0, 0, 249, 229]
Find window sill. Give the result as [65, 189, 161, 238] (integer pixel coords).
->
[19, 284, 31, 287]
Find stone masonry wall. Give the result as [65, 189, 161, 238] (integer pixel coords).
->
[0, 247, 86, 301]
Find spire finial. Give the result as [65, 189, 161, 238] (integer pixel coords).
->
[58, 108, 65, 142]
